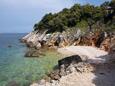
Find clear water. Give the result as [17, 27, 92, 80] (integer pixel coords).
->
[0, 33, 61, 86]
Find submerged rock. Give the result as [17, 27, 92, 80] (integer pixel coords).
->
[8, 45, 12, 48]
[24, 49, 45, 57]
[6, 81, 20, 86]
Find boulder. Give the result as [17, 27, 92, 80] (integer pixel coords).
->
[46, 55, 82, 80]
[58, 55, 82, 68]
[57, 55, 82, 76]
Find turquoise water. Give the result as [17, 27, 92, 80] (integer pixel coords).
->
[0, 34, 61, 86]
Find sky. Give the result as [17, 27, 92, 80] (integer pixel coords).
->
[0, 0, 111, 33]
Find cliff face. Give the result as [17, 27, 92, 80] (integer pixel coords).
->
[21, 29, 82, 49]
[21, 31, 47, 49]
[21, 29, 115, 52]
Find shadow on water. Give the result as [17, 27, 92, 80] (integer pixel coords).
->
[91, 54, 115, 86]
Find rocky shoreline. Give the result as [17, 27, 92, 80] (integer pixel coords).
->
[30, 55, 95, 86]
[21, 29, 115, 52]
[30, 52, 115, 86]
[21, 29, 115, 86]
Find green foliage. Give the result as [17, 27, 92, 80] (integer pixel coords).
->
[34, 0, 115, 33]
[76, 20, 87, 28]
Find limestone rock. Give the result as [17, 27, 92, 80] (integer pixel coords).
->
[58, 55, 82, 68]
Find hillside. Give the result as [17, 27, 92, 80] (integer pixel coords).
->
[21, 0, 115, 56]
[33, 0, 115, 33]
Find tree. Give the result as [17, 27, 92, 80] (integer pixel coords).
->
[33, 0, 114, 32]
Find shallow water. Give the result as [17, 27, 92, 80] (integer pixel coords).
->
[0, 33, 61, 86]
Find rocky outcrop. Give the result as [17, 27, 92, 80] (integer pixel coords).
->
[22, 29, 114, 52]
[30, 49, 115, 86]
[21, 29, 115, 59]
[21, 29, 82, 49]
[21, 30, 48, 49]
[30, 55, 95, 86]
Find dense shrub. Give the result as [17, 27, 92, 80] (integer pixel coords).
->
[34, 0, 115, 33]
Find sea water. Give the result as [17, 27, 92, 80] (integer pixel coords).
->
[0, 33, 61, 86]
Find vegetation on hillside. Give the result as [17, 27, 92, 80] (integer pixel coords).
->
[34, 0, 115, 33]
